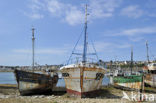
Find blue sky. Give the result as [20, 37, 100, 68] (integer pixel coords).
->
[0, 0, 156, 66]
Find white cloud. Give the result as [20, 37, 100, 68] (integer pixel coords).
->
[46, 0, 122, 25]
[109, 26, 156, 36]
[148, 13, 156, 17]
[47, 0, 65, 17]
[89, 0, 122, 19]
[145, 0, 156, 17]
[121, 5, 143, 18]
[13, 49, 31, 54]
[25, 0, 45, 19]
[13, 48, 68, 55]
[0, 54, 32, 66]
[24, 12, 44, 19]
[102, 26, 156, 42]
[25, 0, 122, 25]
[45, 0, 84, 25]
[64, 6, 84, 25]
[93, 42, 130, 53]
[128, 36, 144, 42]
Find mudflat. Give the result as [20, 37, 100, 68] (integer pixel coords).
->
[0, 84, 155, 103]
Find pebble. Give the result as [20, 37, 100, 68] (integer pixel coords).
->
[0, 95, 14, 99]
[38, 95, 45, 98]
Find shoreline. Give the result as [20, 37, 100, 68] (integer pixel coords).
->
[0, 71, 14, 72]
[0, 84, 156, 103]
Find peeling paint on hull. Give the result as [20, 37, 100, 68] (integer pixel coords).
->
[14, 69, 58, 95]
[61, 64, 106, 98]
[114, 82, 142, 90]
[145, 74, 156, 87]
[113, 75, 143, 90]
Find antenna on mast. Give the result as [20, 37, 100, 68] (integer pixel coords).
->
[130, 46, 133, 75]
[146, 41, 150, 63]
[32, 27, 35, 72]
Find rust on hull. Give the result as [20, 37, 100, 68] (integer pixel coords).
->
[80, 67, 84, 92]
[114, 82, 142, 90]
[66, 88, 101, 98]
[14, 69, 58, 95]
[144, 74, 156, 87]
[143, 63, 156, 87]
[61, 63, 106, 98]
[113, 75, 144, 90]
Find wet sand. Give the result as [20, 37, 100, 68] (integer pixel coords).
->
[0, 84, 156, 103]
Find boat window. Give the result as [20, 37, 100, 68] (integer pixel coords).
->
[95, 73, 104, 80]
[151, 70, 156, 74]
[62, 73, 69, 77]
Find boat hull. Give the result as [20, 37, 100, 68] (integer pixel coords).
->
[61, 66, 105, 98]
[14, 69, 58, 95]
[66, 88, 101, 98]
[144, 74, 156, 87]
[113, 75, 143, 90]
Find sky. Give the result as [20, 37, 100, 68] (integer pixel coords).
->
[0, 0, 156, 66]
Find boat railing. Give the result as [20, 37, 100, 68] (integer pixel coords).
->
[65, 57, 99, 66]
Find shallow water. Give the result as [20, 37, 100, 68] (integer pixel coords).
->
[0, 72, 16, 84]
[0, 72, 110, 86]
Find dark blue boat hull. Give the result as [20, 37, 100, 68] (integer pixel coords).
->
[14, 69, 58, 95]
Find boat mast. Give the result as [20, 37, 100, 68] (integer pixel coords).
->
[146, 41, 150, 63]
[130, 46, 133, 75]
[82, 5, 88, 63]
[32, 27, 35, 72]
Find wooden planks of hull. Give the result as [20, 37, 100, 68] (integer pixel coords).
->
[14, 69, 58, 95]
[61, 65, 106, 98]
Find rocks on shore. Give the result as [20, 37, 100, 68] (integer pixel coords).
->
[0, 95, 17, 99]
[0, 94, 60, 99]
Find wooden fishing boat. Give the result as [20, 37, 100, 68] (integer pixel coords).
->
[113, 75, 143, 90]
[14, 27, 58, 95]
[143, 41, 156, 87]
[14, 69, 58, 95]
[60, 62, 106, 97]
[144, 63, 156, 87]
[113, 46, 144, 90]
[60, 5, 106, 98]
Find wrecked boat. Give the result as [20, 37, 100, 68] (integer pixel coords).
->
[113, 47, 144, 90]
[60, 5, 106, 98]
[14, 69, 58, 95]
[143, 41, 156, 87]
[14, 27, 58, 95]
[113, 75, 143, 90]
[144, 63, 156, 87]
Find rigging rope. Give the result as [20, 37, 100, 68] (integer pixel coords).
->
[90, 38, 99, 61]
[67, 27, 85, 65]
